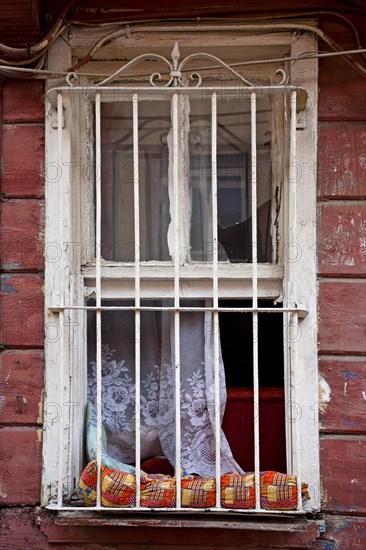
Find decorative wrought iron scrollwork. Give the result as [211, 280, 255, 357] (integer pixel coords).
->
[65, 41, 288, 88]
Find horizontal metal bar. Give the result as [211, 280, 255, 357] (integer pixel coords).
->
[49, 85, 304, 93]
[48, 306, 307, 315]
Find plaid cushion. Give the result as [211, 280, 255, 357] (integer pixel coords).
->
[76, 460, 98, 506]
[221, 473, 255, 509]
[259, 471, 310, 510]
[141, 477, 176, 508]
[181, 477, 216, 508]
[76, 462, 309, 511]
[102, 466, 136, 507]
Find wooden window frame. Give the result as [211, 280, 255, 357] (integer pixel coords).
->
[42, 22, 320, 514]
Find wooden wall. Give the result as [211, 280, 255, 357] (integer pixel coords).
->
[0, 5, 365, 548]
[315, 40, 366, 548]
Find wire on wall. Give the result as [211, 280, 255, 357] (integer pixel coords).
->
[0, 2, 365, 79]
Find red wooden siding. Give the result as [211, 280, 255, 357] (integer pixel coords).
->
[0, 350, 44, 425]
[318, 282, 366, 356]
[319, 360, 366, 434]
[2, 80, 45, 123]
[316, 20, 366, 548]
[317, 125, 366, 199]
[320, 436, 366, 514]
[318, 56, 366, 123]
[0, 274, 44, 348]
[0, 428, 42, 505]
[318, 203, 366, 276]
[1, 125, 45, 198]
[0, 79, 45, 515]
[0, 199, 44, 271]
[314, 516, 366, 550]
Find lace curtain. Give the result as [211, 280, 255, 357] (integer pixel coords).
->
[87, 306, 242, 477]
[88, 98, 243, 477]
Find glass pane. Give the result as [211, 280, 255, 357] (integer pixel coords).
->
[101, 100, 171, 262]
[189, 95, 273, 263]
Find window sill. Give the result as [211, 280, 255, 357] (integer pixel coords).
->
[38, 510, 321, 546]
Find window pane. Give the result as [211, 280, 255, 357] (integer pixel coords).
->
[190, 95, 273, 263]
[101, 100, 171, 262]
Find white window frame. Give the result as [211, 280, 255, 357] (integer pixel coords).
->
[43, 23, 319, 513]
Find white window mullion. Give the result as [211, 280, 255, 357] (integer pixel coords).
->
[133, 94, 142, 507]
[95, 91, 103, 509]
[211, 92, 221, 509]
[288, 90, 302, 510]
[56, 92, 65, 508]
[251, 91, 260, 511]
[172, 92, 181, 508]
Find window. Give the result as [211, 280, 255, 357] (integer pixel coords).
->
[43, 24, 319, 514]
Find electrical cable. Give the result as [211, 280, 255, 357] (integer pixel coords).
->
[0, 5, 365, 76]
[1, 48, 365, 80]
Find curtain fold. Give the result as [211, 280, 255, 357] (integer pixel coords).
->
[87, 305, 242, 477]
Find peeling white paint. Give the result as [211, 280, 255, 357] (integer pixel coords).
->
[319, 375, 331, 414]
[362, 391, 366, 400]
[0, 479, 6, 499]
[345, 258, 355, 266]
[5, 368, 12, 384]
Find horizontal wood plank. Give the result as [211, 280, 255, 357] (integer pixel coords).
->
[0, 428, 42, 505]
[0, 508, 51, 550]
[0, 199, 44, 271]
[317, 124, 366, 199]
[0, 506, 319, 550]
[314, 516, 366, 550]
[40, 517, 319, 547]
[2, 80, 44, 123]
[317, 203, 366, 276]
[1, 125, 44, 198]
[319, 360, 366, 433]
[318, 282, 366, 355]
[0, 350, 44, 425]
[0, 274, 44, 347]
[318, 56, 366, 121]
[320, 436, 366, 513]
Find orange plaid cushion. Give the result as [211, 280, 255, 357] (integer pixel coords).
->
[76, 462, 309, 511]
[76, 461, 177, 508]
[101, 466, 136, 507]
[76, 460, 98, 506]
[221, 473, 255, 509]
[181, 477, 216, 508]
[141, 477, 176, 508]
[259, 471, 310, 510]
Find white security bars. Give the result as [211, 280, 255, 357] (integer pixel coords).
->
[45, 43, 312, 514]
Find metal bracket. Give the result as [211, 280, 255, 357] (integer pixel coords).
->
[296, 110, 307, 129]
[51, 106, 65, 129]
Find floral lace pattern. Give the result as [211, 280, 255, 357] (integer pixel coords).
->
[87, 313, 242, 477]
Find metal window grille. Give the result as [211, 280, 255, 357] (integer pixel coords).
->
[47, 43, 307, 514]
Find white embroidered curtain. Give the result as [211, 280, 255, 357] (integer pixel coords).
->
[87, 96, 243, 477]
[87, 306, 242, 477]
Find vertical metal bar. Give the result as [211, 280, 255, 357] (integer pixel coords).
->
[57, 92, 65, 508]
[211, 92, 221, 508]
[289, 90, 302, 510]
[95, 92, 102, 508]
[172, 92, 181, 508]
[133, 94, 141, 507]
[251, 91, 260, 510]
